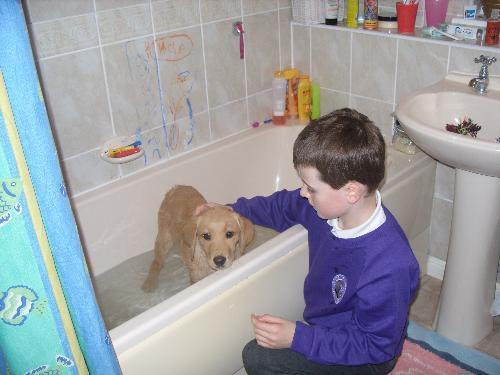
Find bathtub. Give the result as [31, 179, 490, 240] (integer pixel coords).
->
[72, 124, 436, 374]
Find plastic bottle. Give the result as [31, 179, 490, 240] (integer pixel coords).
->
[338, 0, 345, 22]
[272, 71, 287, 125]
[310, 83, 321, 120]
[297, 75, 311, 123]
[346, 0, 359, 28]
[325, 0, 339, 25]
[363, 0, 378, 29]
[283, 68, 300, 119]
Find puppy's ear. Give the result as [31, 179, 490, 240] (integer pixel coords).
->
[235, 214, 255, 257]
[182, 218, 199, 262]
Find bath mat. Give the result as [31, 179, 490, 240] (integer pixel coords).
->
[390, 321, 500, 374]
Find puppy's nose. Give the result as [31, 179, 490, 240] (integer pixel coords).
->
[213, 255, 226, 268]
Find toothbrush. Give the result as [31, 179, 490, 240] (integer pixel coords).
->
[428, 26, 464, 41]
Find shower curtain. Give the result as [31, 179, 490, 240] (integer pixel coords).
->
[0, 1, 121, 374]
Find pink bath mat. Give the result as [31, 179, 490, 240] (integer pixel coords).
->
[390, 339, 479, 375]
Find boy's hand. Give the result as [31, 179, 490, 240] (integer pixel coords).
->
[251, 314, 296, 349]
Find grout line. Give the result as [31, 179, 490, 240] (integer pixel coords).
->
[446, 44, 452, 73]
[348, 32, 353, 107]
[148, 0, 170, 159]
[309, 25, 312, 77]
[392, 38, 399, 118]
[241, 0, 250, 129]
[198, 0, 212, 141]
[291, 20, 294, 67]
[277, 0, 282, 70]
[91, 0, 120, 175]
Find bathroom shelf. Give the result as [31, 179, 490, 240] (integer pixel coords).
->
[294, 21, 500, 52]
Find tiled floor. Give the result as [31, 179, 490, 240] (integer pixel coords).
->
[410, 275, 500, 360]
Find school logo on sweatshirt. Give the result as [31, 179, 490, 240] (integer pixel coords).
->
[332, 274, 347, 304]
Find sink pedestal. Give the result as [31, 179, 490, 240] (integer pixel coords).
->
[436, 169, 500, 346]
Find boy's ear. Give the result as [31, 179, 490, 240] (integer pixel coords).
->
[344, 181, 366, 204]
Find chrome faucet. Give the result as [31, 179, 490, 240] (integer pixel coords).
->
[469, 55, 497, 94]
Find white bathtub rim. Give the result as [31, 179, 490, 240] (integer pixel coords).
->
[110, 225, 307, 354]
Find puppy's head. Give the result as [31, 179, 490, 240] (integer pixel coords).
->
[192, 205, 254, 271]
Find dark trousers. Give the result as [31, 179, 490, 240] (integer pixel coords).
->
[242, 339, 397, 375]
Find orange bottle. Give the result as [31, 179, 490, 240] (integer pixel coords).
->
[283, 69, 300, 119]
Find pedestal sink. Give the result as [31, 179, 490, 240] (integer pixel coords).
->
[395, 73, 500, 346]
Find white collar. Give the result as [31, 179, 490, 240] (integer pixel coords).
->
[327, 190, 386, 239]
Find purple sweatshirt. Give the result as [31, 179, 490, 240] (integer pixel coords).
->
[232, 188, 420, 366]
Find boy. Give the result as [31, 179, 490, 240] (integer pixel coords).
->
[200, 108, 419, 374]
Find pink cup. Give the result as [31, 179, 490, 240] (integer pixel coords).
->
[425, 0, 449, 27]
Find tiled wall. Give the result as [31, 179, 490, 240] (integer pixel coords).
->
[23, 0, 499, 277]
[23, 0, 292, 196]
[291, 18, 500, 277]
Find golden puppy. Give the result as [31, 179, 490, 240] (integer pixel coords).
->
[142, 185, 254, 292]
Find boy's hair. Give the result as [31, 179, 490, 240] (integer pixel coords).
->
[293, 108, 385, 193]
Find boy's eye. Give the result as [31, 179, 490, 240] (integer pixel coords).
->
[202, 233, 211, 240]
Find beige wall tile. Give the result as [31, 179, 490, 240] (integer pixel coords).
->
[243, 0, 278, 15]
[245, 11, 280, 95]
[279, 0, 291, 8]
[39, 48, 112, 159]
[200, 0, 241, 23]
[350, 95, 394, 138]
[320, 89, 349, 115]
[24, 0, 93, 23]
[203, 19, 246, 107]
[434, 162, 455, 201]
[210, 100, 248, 140]
[279, 7, 292, 69]
[95, 0, 148, 11]
[62, 150, 119, 196]
[102, 36, 162, 136]
[97, 4, 152, 44]
[31, 14, 98, 58]
[247, 90, 272, 124]
[152, 0, 200, 33]
[429, 197, 454, 261]
[156, 27, 208, 124]
[449, 47, 500, 76]
[292, 24, 310, 75]
[351, 33, 397, 102]
[396, 39, 448, 100]
[311, 28, 350, 92]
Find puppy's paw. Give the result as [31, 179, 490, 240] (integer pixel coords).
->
[141, 275, 159, 293]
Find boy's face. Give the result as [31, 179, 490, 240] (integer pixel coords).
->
[296, 166, 350, 220]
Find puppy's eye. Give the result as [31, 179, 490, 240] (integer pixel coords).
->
[202, 233, 211, 241]
[225, 231, 234, 239]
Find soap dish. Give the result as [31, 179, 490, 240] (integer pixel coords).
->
[101, 136, 144, 164]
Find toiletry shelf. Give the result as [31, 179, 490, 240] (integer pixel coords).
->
[294, 21, 500, 52]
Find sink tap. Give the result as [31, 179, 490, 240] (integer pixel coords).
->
[469, 55, 497, 94]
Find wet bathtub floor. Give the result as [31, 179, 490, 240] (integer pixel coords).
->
[93, 225, 279, 330]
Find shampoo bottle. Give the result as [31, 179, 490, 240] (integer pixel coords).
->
[310, 83, 321, 120]
[283, 68, 300, 119]
[363, 0, 378, 29]
[346, 0, 358, 28]
[297, 75, 311, 123]
[272, 71, 287, 125]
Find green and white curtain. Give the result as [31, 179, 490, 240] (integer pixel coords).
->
[0, 1, 121, 373]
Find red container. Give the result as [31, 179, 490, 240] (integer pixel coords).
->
[485, 19, 500, 45]
[396, 2, 419, 33]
